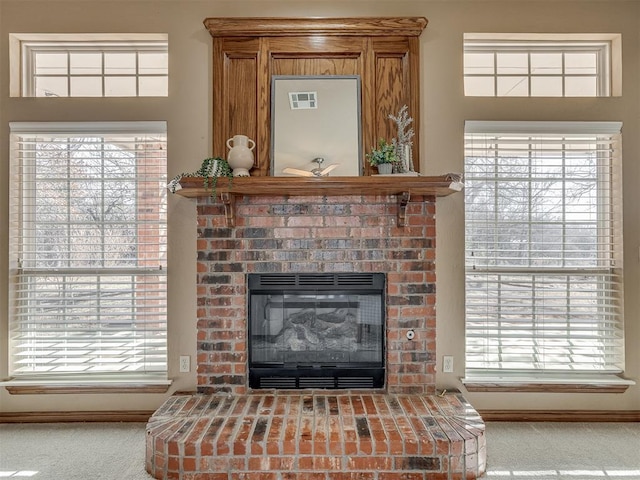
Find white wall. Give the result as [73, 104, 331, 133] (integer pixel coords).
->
[0, 0, 638, 414]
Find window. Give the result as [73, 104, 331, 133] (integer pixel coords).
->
[9, 122, 167, 380]
[10, 34, 168, 97]
[464, 121, 625, 381]
[464, 34, 621, 97]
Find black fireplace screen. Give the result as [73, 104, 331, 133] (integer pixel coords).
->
[248, 273, 385, 389]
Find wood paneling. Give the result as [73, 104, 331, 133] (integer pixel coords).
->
[374, 56, 406, 148]
[227, 57, 258, 156]
[3, 409, 638, 424]
[464, 382, 632, 394]
[271, 57, 361, 77]
[0, 410, 155, 423]
[479, 410, 640, 422]
[5, 383, 171, 395]
[204, 17, 427, 177]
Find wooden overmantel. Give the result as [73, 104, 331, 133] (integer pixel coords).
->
[174, 175, 461, 227]
[203, 16, 428, 177]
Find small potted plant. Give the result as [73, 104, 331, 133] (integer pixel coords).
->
[366, 138, 397, 174]
[167, 157, 233, 198]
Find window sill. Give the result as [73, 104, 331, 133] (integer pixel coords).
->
[461, 373, 635, 393]
[1, 377, 172, 395]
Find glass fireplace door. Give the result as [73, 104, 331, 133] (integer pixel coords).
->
[248, 273, 385, 389]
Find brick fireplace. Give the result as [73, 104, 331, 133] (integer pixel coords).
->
[195, 193, 437, 395]
[146, 191, 486, 479]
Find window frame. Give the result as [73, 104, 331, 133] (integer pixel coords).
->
[9, 33, 168, 98]
[461, 121, 631, 391]
[7, 121, 169, 385]
[463, 33, 621, 97]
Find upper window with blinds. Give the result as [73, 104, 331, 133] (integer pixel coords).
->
[464, 34, 621, 97]
[464, 121, 624, 378]
[9, 34, 168, 97]
[9, 122, 168, 379]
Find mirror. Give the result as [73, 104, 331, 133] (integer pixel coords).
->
[270, 75, 362, 177]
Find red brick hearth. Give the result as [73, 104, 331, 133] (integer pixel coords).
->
[146, 391, 486, 480]
[146, 193, 486, 479]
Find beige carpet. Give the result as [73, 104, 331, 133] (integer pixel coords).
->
[0, 422, 153, 479]
[485, 422, 640, 479]
[1, 421, 639, 479]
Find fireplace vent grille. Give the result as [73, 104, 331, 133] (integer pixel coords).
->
[256, 375, 378, 390]
[299, 377, 335, 389]
[337, 377, 375, 388]
[250, 273, 380, 289]
[259, 377, 297, 389]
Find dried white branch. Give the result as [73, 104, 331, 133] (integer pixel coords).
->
[388, 105, 415, 172]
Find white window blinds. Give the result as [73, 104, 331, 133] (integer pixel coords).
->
[9, 122, 168, 379]
[464, 121, 624, 375]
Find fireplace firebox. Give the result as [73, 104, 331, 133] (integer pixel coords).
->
[248, 272, 385, 389]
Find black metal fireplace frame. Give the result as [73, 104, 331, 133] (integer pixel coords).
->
[247, 272, 386, 390]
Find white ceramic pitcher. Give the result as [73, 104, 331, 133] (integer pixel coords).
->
[226, 134, 255, 177]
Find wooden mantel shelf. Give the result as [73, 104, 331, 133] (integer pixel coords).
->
[174, 175, 462, 227]
[174, 175, 460, 198]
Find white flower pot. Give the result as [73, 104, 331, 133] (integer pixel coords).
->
[377, 163, 393, 174]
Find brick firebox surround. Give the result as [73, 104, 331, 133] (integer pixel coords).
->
[146, 193, 486, 479]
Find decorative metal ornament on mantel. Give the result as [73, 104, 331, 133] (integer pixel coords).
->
[389, 105, 415, 174]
